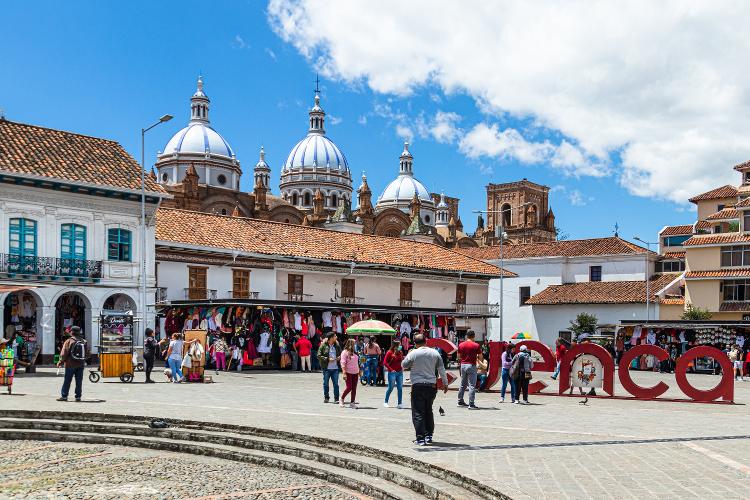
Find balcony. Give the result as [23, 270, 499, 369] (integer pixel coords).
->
[0, 254, 102, 280]
[336, 296, 364, 305]
[453, 303, 501, 316]
[227, 290, 260, 300]
[284, 292, 313, 302]
[399, 299, 421, 308]
[184, 288, 217, 300]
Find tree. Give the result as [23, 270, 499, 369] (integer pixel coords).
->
[555, 226, 569, 241]
[569, 312, 598, 340]
[681, 303, 712, 321]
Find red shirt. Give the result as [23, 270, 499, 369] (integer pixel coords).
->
[458, 340, 481, 365]
[383, 350, 404, 372]
[294, 337, 312, 357]
[555, 344, 567, 360]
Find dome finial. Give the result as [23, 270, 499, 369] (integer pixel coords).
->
[197, 74, 203, 92]
[259, 145, 265, 162]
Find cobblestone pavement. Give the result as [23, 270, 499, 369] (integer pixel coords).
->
[0, 440, 366, 500]
[4, 367, 750, 499]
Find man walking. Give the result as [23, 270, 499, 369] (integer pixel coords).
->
[402, 334, 448, 446]
[56, 326, 86, 402]
[317, 332, 341, 403]
[457, 330, 481, 409]
[143, 328, 157, 383]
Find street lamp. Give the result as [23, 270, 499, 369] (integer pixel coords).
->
[140, 114, 172, 343]
[633, 236, 656, 323]
[474, 202, 533, 341]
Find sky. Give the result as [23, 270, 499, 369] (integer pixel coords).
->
[4, 1, 750, 242]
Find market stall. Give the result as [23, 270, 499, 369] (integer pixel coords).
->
[90, 311, 134, 383]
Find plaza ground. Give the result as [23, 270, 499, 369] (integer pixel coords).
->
[2, 367, 750, 499]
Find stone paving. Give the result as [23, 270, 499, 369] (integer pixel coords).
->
[0, 440, 365, 500]
[3, 367, 750, 499]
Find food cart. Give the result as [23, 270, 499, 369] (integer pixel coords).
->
[89, 311, 134, 383]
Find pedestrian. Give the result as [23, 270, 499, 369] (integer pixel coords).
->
[295, 334, 313, 372]
[383, 340, 404, 408]
[729, 344, 744, 381]
[476, 352, 489, 390]
[401, 334, 448, 446]
[364, 336, 381, 386]
[499, 343, 516, 403]
[213, 335, 229, 373]
[457, 330, 481, 409]
[340, 339, 360, 408]
[511, 345, 533, 404]
[56, 326, 86, 402]
[166, 333, 186, 383]
[550, 338, 567, 380]
[158, 335, 170, 368]
[143, 328, 157, 383]
[317, 332, 341, 403]
[288, 332, 299, 371]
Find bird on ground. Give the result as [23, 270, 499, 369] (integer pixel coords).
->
[439, 406, 445, 416]
[579, 397, 588, 406]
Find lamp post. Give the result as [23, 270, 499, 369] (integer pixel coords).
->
[633, 236, 655, 323]
[140, 114, 172, 343]
[474, 202, 532, 341]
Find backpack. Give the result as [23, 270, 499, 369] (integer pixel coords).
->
[70, 338, 86, 362]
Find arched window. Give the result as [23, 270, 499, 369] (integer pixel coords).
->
[331, 194, 338, 208]
[303, 192, 311, 206]
[107, 228, 131, 262]
[61, 224, 86, 261]
[292, 193, 299, 206]
[161, 172, 169, 183]
[221, 209, 227, 215]
[526, 205, 538, 226]
[501, 204, 511, 227]
[9, 218, 37, 272]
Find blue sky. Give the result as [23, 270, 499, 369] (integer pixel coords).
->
[1, 1, 722, 243]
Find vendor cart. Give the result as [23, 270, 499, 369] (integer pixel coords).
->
[89, 311, 134, 383]
[0, 348, 14, 394]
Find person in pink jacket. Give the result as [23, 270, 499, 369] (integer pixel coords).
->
[339, 339, 360, 408]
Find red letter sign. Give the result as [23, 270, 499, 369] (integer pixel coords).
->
[559, 343, 615, 396]
[675, 346, 734, 402]
[426, 338, 457, 389]
[484, 341, 505, 390]
[618, 345, 670, 399]
[514, 340, 556, 393]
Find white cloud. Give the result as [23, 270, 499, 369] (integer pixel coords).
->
[479, 164, 494, 176]
[373, 103, 461, 144]
[357, 115, 367, 125]
[233, 35, 249, 50]
[265, 47, 277, 59]
[328, 114, 343, 125]
[268, 0, 750, 203]
[568, 190, 585, 206]
[430, 111, 461, 144]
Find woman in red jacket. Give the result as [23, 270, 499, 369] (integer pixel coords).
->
[294, 335, 312, 372]
[383, 341, 404, 408]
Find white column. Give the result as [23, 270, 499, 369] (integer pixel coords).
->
[89, 307, 101, 355]
[172, 166, 178, 183]
[205, 165, 212, 185]
[39, 305, 56, 357]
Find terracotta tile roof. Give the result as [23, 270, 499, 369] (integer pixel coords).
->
[705, 207, 740, 221]
[696, 220, 711, 230]
[719, 302, 750, 312]
[685, 268, 750, 279]
[736, 197, 750, 208]
[688, 185, 738, 203]
[155, 208, 511, 277]
[663, 251, 685, 259]
[733, 160, 750, 171]
[683, 233, 750, 246]
[454, 237, 648, 261]
[660, 297, 685, 305]
[525, 274, 677, 305]
[660, 225, 694, 236]
[0, 119, 164, 193]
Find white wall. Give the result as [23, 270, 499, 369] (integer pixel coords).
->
[486, 254, 653, 341]
[157, 260, 276, 301]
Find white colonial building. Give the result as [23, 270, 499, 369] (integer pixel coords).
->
[0, 119, 165, 362]
[458, 237, 674, 346]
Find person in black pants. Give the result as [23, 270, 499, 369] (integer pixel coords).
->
[143, 328, 157, 383]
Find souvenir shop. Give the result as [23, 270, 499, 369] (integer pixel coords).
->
[3, 288, 40, 367]
[617, 320, 750, 374]
[157, 299, 467, 371]
[54, 293, 87, 355]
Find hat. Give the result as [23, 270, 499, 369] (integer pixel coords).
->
[520, 345, 528, 351]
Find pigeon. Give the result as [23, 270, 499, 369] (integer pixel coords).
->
[149, 419, 169, 429]
[439, 406, 445, 416]
[579, 397, 588, 406]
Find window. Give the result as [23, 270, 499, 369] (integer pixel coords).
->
[292, 193, 299, 206]
[288, 274, 304, 295]
[519, 286, 531, 306]
[501, 203, 511, 227]
[161, 172, 169, 182]
[714, 225, 723, 234]
[61, 224, 86, 260]
[723, 279, 750, 301]
[721, 245, 750, 267]
[718, 204, 726, 211]
[400, 282, 413, 302]
[217, 174, 227, 185]
[331, 194, 338, 208]
[107, 228, 131, 261]
[424, 214, 431, 224]
[303, 192, 311, 206]
[745, 172, 750, 185]
[341, 278, 355, 298]
[9, 218, 37, 272]
[662, 235, 691, 247]
[221, 209, 227, 215]
[455, 284, 467, 305]
[188, 266, 207, 300]
[589, 266, 602, 282]
[657, 260, 685, 273]
[232, 269, 250, 298]
[744, 212, 750, 232]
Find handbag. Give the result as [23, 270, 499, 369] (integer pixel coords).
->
[181, 353, 192, 368]
[524, 372, 532, 380]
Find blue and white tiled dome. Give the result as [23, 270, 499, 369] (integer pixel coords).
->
[378, 174, 431, 204]
[163, 123, 235, 159]
[375, 142, 436, 223]
[283, 133, 349, 172]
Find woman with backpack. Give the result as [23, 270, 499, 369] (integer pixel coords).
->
[511, 345, 533, 405]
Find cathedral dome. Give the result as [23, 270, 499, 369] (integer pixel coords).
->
[162, 123, 235, 159]
[284, 133, 348, 172]
[378, 174, 431, 204]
